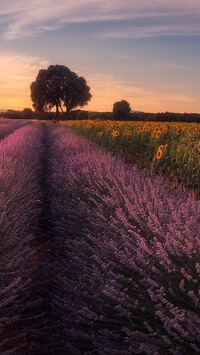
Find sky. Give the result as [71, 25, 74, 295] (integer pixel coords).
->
[0, 0, 200, 113]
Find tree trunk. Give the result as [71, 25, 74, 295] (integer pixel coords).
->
[65, 107, 70, 120]
[55, 104, 59, 120]
[59, 104, 65, 120]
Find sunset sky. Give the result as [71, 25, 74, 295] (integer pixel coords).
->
[0, 0, 200, 113]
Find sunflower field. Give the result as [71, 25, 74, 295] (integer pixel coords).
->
[59, 120, 200, 197]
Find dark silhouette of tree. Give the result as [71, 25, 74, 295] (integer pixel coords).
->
[22, 108, 33, 119]
[30, 65, 92, 119]
[113, 100, 131, 120]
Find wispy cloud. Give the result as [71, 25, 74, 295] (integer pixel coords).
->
[0, 0, 200, 39]
[0, 54, 48, 109]
[99, 23, 200, 39]
[160, 62, 195, 71]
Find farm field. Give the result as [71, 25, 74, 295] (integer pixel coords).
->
[60, 120, 200, 198]
[0, 118, 32, 140]
[0, 120, 200, 354]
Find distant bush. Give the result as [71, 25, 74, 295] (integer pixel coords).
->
[22, 108, 33, 119]
[33, 111, 56, 120]
[88, 111, 113, 120]
[67, 110, 79, 120]
[138, 112, 200, 123]
[75, 110, 89, 120]
[88, 111, 99, 120]
[3, 109, 23, 119]
[113, 100, 131, 120]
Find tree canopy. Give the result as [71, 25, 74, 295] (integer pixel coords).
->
[30, 65, 92, 119]
[22, 108, 33, 119]
[113, 100, 131, 120]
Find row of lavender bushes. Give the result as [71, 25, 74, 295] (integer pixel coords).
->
[1, 122, 199, 353]
[0, 119, 31, 140]
[0, 123, 46, 354]
[46, 125, 200, 354]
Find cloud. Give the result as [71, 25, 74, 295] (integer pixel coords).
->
[0, 54, 48, 109]
[0, 0, 200, 39]
[160, 62, 195, 71]
[99, 23, 200, 39]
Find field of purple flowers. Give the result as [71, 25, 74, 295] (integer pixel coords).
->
[0, 121, 200, 354]
[0, 118, 32, 140]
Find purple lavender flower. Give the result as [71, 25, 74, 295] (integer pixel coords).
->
[1, 122, 199, 354]
[45, 125, 200, 354]
[0, 123, 46, 354]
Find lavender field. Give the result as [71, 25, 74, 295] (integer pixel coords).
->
[0, 120, 200, 354]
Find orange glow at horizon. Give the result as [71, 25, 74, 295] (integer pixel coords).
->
[0, 55, 199, 114]
[1, 88, 199, 114]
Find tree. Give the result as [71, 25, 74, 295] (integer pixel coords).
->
[113, 100, 131, 120]
[30, 65, 92, 119]
[22, 108, 33, 119]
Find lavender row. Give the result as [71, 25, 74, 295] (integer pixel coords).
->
[0, 124, 46, 354]
[0, 120, 31, 141]
[46, 125, 200, 354]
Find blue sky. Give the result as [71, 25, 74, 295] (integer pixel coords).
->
[0, 0, 200, 113]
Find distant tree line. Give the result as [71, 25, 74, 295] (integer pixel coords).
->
[2, 108, 53, 120]
[2, 108, 200, 123]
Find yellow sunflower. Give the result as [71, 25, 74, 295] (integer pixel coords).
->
[176, 127, 184, 135]
[156, 145, 164, 160]
[124, 130, 132, 136]
[160, 124, 168, 133]
[136, 126, 142, 134]
[111, 130, 119, 137]
[163, 143, 168, 151]
[155, 131, 162, 139]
